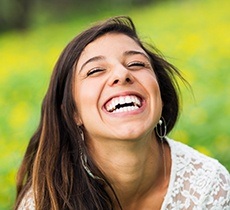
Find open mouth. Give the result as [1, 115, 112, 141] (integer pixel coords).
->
[104, 95, 142, 113]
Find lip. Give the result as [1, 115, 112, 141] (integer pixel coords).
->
[102, 91, 146, 115]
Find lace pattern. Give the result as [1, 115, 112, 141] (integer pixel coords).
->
[162, 139, 230, 210]
[17, 139, 230, 209]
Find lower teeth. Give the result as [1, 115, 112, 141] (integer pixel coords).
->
[113, 106, 139, 113]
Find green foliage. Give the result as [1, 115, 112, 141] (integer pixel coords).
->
[0, 0, 229, 209]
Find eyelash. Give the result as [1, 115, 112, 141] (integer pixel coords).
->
[86, 61, 149, 77]
[87, 68, 104, 76]
[128, 61, 147, 68]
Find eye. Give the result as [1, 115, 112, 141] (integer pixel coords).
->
[127, 61, 147, 68]
[87, 68, 104, 77]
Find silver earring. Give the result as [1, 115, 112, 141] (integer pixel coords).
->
[156, 117, 167, 139]
[78, 127, 104, 181]
[155, 117, 167, 179]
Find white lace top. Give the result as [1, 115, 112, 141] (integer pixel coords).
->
[162, 139, 230, 210]
[18, 139, 230, 209]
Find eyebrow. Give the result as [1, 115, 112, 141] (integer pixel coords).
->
[123, 50, 150, 61]
[79, 56, 105, 74]
[78, 50, 150, 74]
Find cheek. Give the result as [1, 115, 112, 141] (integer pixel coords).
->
[74, 81, 101, 122]
[143, 74, 163, 106]
[139, 72, 161, 94]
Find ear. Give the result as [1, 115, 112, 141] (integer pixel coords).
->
[74, 112, 83, 126]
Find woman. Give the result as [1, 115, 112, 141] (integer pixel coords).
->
[15, 16, 229, 210]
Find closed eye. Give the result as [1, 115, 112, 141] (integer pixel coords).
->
[128, 61, 149, 69]
[87, 68, 104, 76]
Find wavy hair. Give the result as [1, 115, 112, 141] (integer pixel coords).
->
[15, 16, 185, 209]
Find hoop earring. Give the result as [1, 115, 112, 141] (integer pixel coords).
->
[155, 117, 167, 179]
[78, 127, 104, 181]
[155, 117, 167, 139]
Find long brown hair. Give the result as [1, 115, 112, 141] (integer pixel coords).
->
[15, 16, 184, 209]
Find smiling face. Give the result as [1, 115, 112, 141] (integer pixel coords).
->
[74, 33, 162, 143]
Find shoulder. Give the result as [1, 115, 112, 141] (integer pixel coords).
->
[168, 138, 229, 174]
[17, 188, 35, 210]
[166, 138, 230, 209]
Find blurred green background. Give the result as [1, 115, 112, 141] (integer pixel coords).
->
[0, 0, 229, 209]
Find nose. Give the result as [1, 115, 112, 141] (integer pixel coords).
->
[108, 65, 134, 86]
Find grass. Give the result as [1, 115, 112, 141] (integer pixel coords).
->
[0, 0, 229, 209]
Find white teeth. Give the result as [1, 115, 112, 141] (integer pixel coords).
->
[120, 97, 125, 104]
[105, 95, 142, 113]
[112, 100, 116, 109]
[112, 105, 139, 113]
[125, 96, 132, 104]
[109, 103, 113, 111]
[134, 96, 141, 107]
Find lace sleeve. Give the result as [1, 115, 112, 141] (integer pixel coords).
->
[163, 139, 230, 210]
[17, 189, 35, 210]
[206, 164, 230, 209]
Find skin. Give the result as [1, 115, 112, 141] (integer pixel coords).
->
[74, 33, 171, 209]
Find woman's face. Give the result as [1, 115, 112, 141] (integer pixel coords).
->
[74, 33, 162, 142]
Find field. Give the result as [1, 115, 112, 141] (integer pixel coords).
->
[0, 0, 229, 209]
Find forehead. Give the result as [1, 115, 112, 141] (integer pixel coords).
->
[76, 33, 145, 68]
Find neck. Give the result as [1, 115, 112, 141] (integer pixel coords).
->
[88, 132, 170, 209]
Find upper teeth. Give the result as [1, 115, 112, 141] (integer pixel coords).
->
[105, 95, 141, 113]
